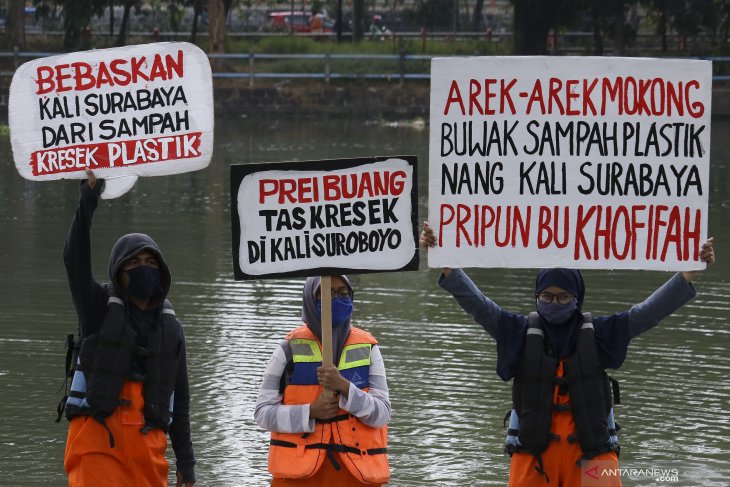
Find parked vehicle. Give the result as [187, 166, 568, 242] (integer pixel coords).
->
[265, 11, 333, 33]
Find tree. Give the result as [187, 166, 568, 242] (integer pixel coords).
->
[587, 0, 607, 55]
[208, 0, 226, 53]
[116, 0, 138, 46]
[168, 0, 185, 32]
[191, 0, 204, 43]
[6, 0, 25, 49]
[352, 0, 364, 42]
[613, 0, 626, 55]
[472, 0, 485, 32]
[716, 0, 730, 51]
[645, 0, 719, 53]
[512, 0, 561, 54]
[411, 0, 454, 30]
[33, 0, 106, 49]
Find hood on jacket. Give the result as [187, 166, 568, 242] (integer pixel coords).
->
[108, 233, 171, 300]
[301, 275, 354, 363]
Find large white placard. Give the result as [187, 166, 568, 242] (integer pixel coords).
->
[231, 156, 419, 279]
[428, 56, 711, 271]
[9, 42, 214, 198]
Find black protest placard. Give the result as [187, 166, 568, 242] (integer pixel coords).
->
[231, 156, 419, 280]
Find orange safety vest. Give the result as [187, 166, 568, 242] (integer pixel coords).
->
[268, 325, 389, 485]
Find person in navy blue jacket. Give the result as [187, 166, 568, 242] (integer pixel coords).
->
[420, 222, 715, 486]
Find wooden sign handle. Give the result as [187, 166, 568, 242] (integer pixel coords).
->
[320, 275, 334, 395]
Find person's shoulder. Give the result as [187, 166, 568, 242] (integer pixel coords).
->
[285, 324, 312, 340]
[350, 326, 378, 344]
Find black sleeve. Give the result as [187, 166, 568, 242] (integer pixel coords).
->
[63, 180, 108, 337]
[169, 327, 196, 483]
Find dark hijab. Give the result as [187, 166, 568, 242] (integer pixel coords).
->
[535, 268, 585, 308]
[534, 268, 585, 358]
[301, 275, 354, 363]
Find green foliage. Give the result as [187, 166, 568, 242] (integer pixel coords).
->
[407, 0, 454, 30]
[226, 35, 510, 56]
[168, 1, 186, 31]
[221, 35, 510, 76]
[643, 0, 724, 37]
[33, 0, 107, 49]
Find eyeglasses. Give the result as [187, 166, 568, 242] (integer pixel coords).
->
[536, 292, 575, 305]
[316, 286, 351, 299]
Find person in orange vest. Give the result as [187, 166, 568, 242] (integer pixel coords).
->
[309, 10, 324, 33]
[420, 223, 715, 487]
[255, 275, 390, 486]
[62, 170, 196, 486]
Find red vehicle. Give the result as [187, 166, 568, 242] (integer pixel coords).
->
[266, 11, 333, 33]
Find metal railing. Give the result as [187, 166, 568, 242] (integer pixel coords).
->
[1, 50, 729, 83]
[209, 52, 430, 85]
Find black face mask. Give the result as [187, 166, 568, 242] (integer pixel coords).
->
[125, 266, 162, 300]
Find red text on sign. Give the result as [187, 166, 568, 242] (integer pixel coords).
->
[437, 203, 702, 263]
[35, 50, 184, 95]
[442, 77, 705, 119]
[30, 132, 202, 176]
[258, 169, 407, 204]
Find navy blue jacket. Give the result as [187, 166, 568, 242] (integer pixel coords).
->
[439, 269, 696, 380]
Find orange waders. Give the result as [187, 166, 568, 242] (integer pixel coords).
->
[271, 457, 380, 487]
[509, 361, 622, 487]
[64, 380, 168, 487]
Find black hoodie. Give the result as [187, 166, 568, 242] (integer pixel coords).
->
[63, 180, 196, 483]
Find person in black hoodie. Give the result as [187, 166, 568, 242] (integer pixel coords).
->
[62, 170, 196, 486]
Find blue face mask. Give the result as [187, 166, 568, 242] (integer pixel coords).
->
[537, 300, 577, 324]
[315, 297, 354, 327]
[125, 266, 163, 300]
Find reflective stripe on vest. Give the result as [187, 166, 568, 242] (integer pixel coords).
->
[339, 343, 371, 389]
[289, 340, 372, 389]
[66, 357, 90, 409]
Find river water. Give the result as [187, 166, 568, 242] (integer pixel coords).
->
[0, 117, 728, 486]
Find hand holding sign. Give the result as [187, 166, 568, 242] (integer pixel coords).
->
[85, 169, 96, 189]
[309, 392, 340, 421]
[420, 222, 451, 277]
[681, 237, 715, 282]
[9, 42, 214, 199]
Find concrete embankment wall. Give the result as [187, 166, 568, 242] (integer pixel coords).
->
[214, 80, 730, 119]
[215, 81, 425, 120]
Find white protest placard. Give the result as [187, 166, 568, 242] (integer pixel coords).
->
[9, 42, 214, 198]
[231, 156, 419, 279]
[428, 56, 711, 271]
